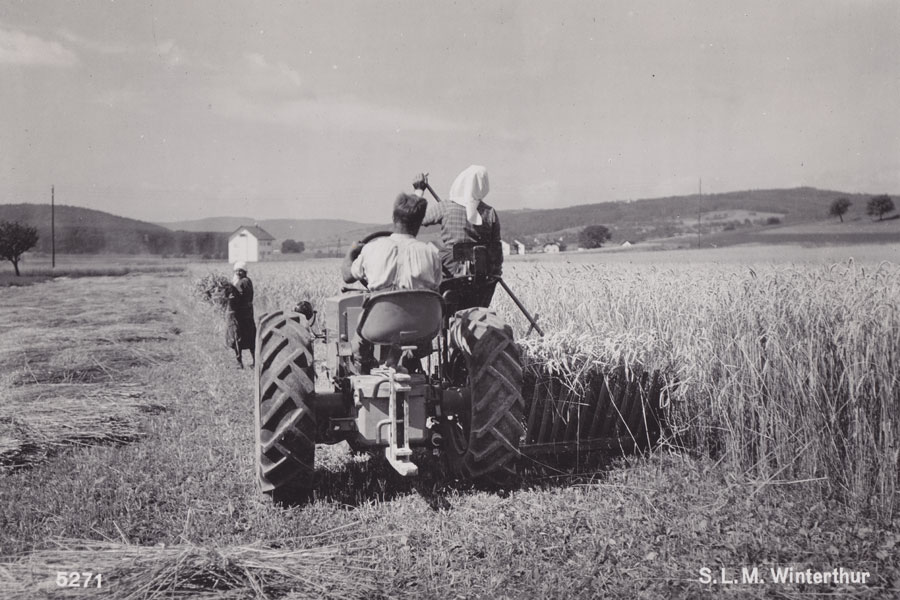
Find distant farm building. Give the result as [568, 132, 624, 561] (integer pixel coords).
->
[543, 243, 560, 253]
[514, 240, 526, 255]
[228, 225, 275, 264]
[621, 241, 633, 248]
[501, 240, 511, 256]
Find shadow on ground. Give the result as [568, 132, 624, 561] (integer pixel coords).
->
[273, 446, 629, 510]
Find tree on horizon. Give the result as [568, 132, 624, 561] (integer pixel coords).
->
[0, 220, 39, 276]
[829, 197, 851, 223]
[281, 239, 305, 254]
[579, 224, 611, 249]
[867, 195, 895, 221]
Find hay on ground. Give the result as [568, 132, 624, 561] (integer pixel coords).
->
[0, 383, 161, 471]
[0, 537, 381, 600]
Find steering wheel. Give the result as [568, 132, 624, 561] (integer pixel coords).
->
[359, 230, 392, 245]
[346, 231, 392, 291]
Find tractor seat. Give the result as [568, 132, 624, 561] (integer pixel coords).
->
[356, 289, 445, 347]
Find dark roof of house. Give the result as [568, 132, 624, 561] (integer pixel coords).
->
[229, 225, 275, 241]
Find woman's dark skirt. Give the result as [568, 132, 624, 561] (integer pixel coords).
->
[226, 313, 256, 354]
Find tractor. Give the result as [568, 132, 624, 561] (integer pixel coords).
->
[254, 233, 529, 501]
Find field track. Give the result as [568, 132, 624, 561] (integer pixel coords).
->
[0, 274, 181, 470]
[0, 264, 898, 598]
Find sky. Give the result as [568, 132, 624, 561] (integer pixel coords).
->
[1, 0, 898, 223]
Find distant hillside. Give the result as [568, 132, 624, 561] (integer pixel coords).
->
[156, 216, 256, 233]
[499, 187, 890, 246]
[0, 204, 228, 256]
[158, 216, 432, 255]
[278, 187, 895, 252]
[4, 187, 895, 256]
[157, 217, 375, 243]
[3, 204, 168, 234]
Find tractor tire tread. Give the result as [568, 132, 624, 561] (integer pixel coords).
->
[447, 307, 525, 482]
[255, 310, 316, 497]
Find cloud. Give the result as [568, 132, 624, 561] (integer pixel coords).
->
[93, 88, 144, 110]
[518, 179, 561, 205]
[155, 38, 186, 67]
[215, 92, 464, 134]
[211, 52, 464, 134]
[0, 26, 79, 66]
[240, 52, 305, 94]
[57, 28, 130, 55]
[59, 28, 192, 67]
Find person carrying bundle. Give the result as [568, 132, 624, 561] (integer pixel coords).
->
[225, 261, 256, 368]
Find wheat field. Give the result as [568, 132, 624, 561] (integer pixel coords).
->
[195, 250, 900, 520]
[2, 252, 897, 598]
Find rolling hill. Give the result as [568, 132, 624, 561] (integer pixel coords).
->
[290, 187, 898, 251]
[3, 187, 896, 256]
[498, 187, 888, 246]
[155, 217, 374, 243]
[0, 204, 228, 256]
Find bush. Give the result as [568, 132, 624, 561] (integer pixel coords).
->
[579, 224, 611, 249]
[282, 239, 305, 254]
[867, 194, 895, 221]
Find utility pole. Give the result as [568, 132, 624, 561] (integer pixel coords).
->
[696, 177, 702, 247]
[51, 185, 56, 268]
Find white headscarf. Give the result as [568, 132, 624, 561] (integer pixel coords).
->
[448, 165, 490, 226]
[233, 261, 247, 272]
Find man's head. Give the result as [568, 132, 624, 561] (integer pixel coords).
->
[392, 193, 427, 236]
[233, 261, 247, 276]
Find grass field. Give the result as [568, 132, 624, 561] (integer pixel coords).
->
[1, 245, 899, 598]
[0, 254, 190, 287]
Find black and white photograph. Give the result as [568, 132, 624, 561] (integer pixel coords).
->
[1, 1, 898, 598]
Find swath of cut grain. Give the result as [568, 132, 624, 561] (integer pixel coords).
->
[0, 536, 382, 600]
[0, 383, 161, 471]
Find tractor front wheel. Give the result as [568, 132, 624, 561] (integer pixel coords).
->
[255, 310, 316, 502]
[442, 307, 525, 483]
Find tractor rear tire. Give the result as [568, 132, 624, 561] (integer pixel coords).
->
[255, 311, 316, 502]
[443, 307, 525, 483]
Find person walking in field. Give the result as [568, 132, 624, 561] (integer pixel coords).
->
[412, 165, 503, 307]
[225, 261, 256, 368]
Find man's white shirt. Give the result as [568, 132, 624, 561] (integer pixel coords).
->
[350, 233, 442, 291]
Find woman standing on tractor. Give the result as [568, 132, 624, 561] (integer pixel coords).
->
[413, 165, 504, 306]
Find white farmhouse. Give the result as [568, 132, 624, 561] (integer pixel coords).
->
[500, 240, 511, 256]
[514, 240, 526, 255]
[228, 225, 275, 264]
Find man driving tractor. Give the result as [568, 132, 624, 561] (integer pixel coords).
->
[341, 192, 442, 292]
[340, 192, 442, 373]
